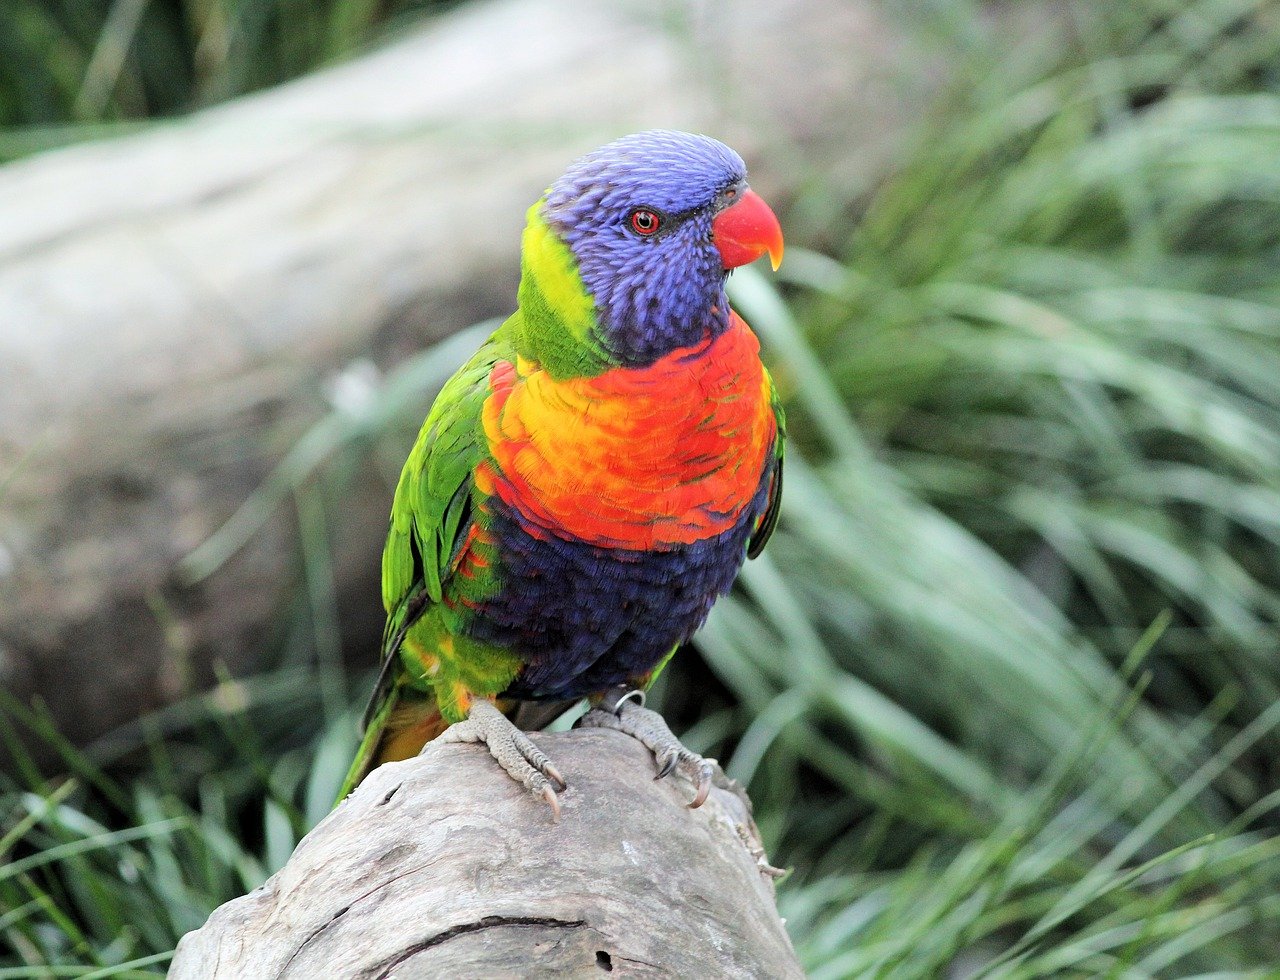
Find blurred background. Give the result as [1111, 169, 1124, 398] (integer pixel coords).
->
[3, 0, 1280, 975]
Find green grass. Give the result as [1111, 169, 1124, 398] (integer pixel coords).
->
[6, 0, 1280, 975]
[0, 0, 456, 160]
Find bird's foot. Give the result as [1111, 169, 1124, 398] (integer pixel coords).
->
[434, 699, 567, 821]
[578, 688, 714, 808]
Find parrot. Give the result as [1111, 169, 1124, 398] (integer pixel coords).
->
[339, 130, 785, 817]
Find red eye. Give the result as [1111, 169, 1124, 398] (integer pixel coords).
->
[630, 208, 660, 235]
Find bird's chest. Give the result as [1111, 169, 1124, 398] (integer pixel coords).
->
[478, 313, 775, 551]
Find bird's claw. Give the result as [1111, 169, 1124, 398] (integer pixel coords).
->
[540, 784, 562, 822]
[688, 759, 713, 809]
[654, 752, 712, 808]
[654, 751, 679, 781]
[436, 700, 566, 821]
[580, 689, 715, 809]
[543, 762, 568, 793]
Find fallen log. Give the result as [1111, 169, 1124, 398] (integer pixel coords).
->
[169, 728, 801, 978]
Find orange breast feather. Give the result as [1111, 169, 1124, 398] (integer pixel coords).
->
[480, 311, 775, 550]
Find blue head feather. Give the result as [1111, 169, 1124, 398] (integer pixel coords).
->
[542, 130, 747, 365]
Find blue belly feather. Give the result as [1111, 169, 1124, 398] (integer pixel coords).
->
[469, 473, 771, 701]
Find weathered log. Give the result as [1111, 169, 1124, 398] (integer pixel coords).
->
[169, 728, 801, 978]
[0, 0, 933, 749]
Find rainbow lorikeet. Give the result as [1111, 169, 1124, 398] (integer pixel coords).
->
[340, 130, 785, 816]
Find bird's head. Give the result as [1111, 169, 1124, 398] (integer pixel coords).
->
[516, 130, 783, 375]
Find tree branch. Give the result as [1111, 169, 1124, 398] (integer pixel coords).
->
[169, 729, 801, 977]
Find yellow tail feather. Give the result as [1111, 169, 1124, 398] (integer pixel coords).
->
[335, 690, 446, 803]
[375, 701, 450, 767]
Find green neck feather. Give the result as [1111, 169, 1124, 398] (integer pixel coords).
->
[511, 201, 612, 379]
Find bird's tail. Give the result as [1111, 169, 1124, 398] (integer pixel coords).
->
[335, 687, 450, 803]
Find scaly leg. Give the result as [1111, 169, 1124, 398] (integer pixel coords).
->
[578, 687, 714, 808]
[434, 699, 567, 820]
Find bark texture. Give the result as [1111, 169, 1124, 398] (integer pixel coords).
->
[0, 0, 933, 749]
[169, 728, 801, 978]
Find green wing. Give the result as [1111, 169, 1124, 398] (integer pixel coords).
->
[382, 350, 492, 623]
[368, 324, 513, 725]
[748, 370, 786, 560]
[339, 323, 515, 801]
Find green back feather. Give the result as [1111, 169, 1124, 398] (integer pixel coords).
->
[381, 328, 510, 617]
[341, 324, 517, 800]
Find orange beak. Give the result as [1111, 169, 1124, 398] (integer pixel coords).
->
[712, 188, 784, 271]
